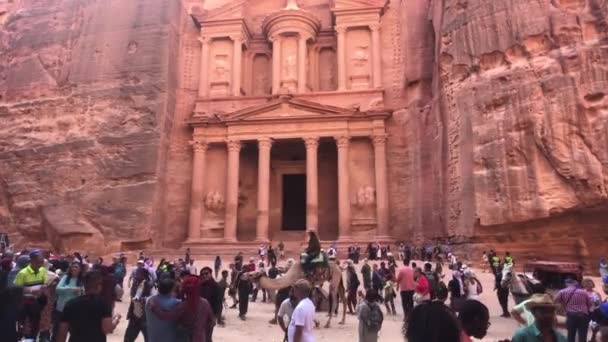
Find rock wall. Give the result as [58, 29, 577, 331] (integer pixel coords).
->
[0, 0, 183, 252]
[427, 0, 608, 264]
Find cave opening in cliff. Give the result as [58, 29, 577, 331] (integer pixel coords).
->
[281, 174, 307, 231]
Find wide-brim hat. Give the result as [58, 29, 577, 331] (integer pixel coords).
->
[525, 294, 560, 310]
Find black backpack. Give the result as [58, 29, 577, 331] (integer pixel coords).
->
[366, 302, 384, 332]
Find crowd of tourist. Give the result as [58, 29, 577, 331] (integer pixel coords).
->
[1, 241, 608, 342]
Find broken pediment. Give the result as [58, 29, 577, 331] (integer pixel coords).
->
[331, 0, 387, 10]
[192, 0, 248, 24]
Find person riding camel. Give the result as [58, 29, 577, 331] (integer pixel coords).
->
[301, 232, 327, 281]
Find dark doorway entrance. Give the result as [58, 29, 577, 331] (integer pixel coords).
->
[282, 174, 306, 230]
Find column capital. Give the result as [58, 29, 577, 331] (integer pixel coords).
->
[189, 140, 208, 152]
[369, 23, 381, 32]
[198, 35, 211, 44]
[335, 135, 350, 148]
[335, 25, 347, 35]
[258, 137, 273, 150]
[270, 34, 282, 43]
[226, 139, 241, 152]
[299, 33, 312, 42]
[303, 136, 319, 149]
[371, 134, 388, 146]
[230, 34, 244, 43]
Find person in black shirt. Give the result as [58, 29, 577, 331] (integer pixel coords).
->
[199, 267, 221, 340]
[124, 267, 152, 342]
[57, 270, 121, 342]
[267, 245, 277, 266]
[494, 265, 511, 318]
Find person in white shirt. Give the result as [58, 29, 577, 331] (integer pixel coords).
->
[288, 279, 316, 342]
[278, 290, 298, 342]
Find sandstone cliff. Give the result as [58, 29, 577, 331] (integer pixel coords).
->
[424, 0, 608, 265]
[0, 0, 185, 252]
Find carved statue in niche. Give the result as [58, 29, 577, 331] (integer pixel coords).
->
[210, 53, 231, 97]
[204, 190, 225, 214]
[350, 45, 370, 89]
[283, 55, 297, 79]
[213, 54, 230, 81]
[254, 73, 270, 95]
[351, 46, 369, 71]
[354, 185, 375, 208]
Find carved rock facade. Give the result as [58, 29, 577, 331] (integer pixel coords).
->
[0, 0, 605, 265]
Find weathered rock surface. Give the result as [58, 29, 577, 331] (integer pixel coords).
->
[0, 0, 183, 253]
[423, 0, 608, 265]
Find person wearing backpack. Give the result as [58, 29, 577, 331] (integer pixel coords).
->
[357, 290, 384, 342]
[423, 263, 439, 300]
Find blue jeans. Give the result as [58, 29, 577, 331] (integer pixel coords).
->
[566, 312, 590, 342]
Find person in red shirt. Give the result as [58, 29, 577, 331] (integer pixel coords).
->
[397, 260, 416, 320]
[414, 268, 431, 306]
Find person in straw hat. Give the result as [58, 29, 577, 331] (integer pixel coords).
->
[511, 293, 567, 342]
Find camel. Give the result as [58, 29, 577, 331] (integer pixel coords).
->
[247, 260, 347, 327]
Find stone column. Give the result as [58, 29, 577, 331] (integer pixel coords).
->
[188, 140, 207, 240]
[271, 36, 282, 94]
[256, 137, 272, 242]
[298, 34, 308, 93]
[372, 134, 390, 238]
[304, 137, 319, 232]
[335, 135, 351, 240]
[198, 36, 210, 97]
[224, 140, 241, 242]
[232, 35, 243, 96]
[370, 24, 382, 88]
[336, 26, 347, 91]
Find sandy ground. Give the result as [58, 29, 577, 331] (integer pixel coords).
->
[106, 256, 572, 342]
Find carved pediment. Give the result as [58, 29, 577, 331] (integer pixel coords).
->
[331, 0, 387, 10]
[188, 96, 391, 128]
[223, 97, 357, 123]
